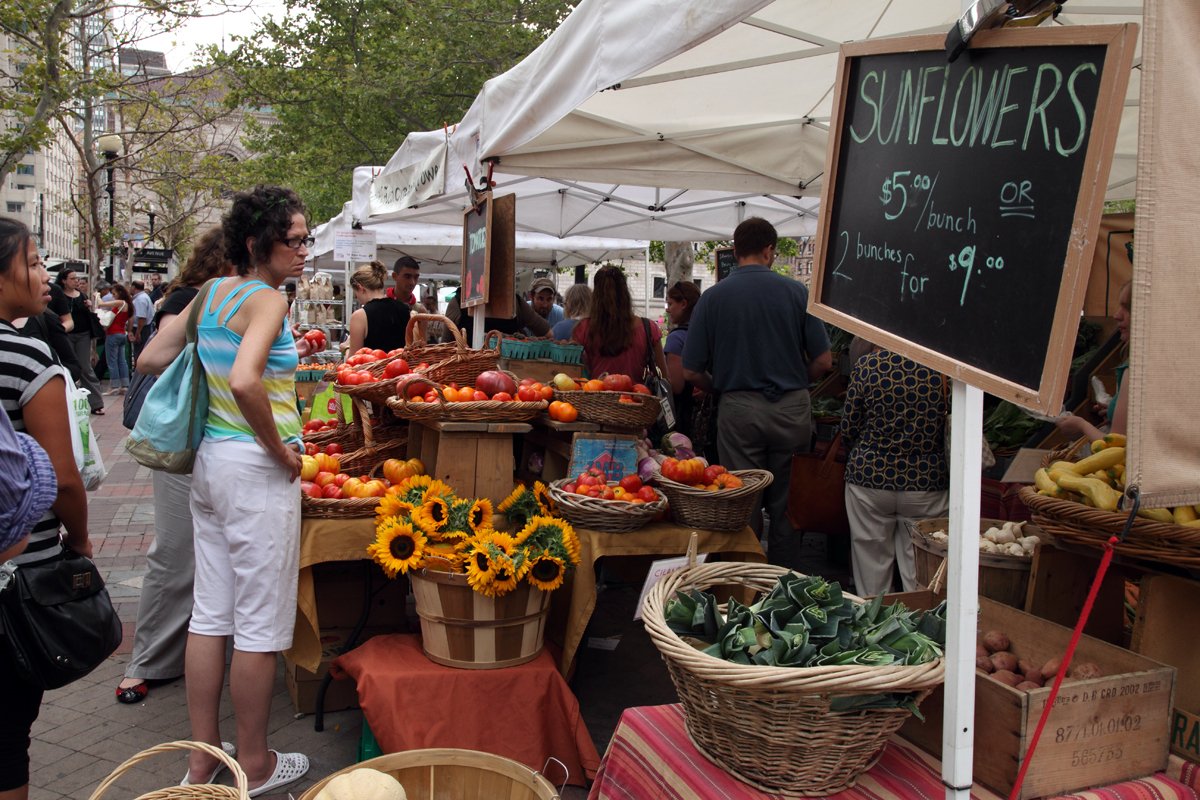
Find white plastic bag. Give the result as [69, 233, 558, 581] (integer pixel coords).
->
[60, 368, 106, 490]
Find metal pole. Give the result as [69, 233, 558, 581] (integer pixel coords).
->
[105, 159, 115, 283]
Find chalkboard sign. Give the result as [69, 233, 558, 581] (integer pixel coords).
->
[810, 26, 1135, 413]
[461, 195, 492, 309]
[715, 247, 737, 282]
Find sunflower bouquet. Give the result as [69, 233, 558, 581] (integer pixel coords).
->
[367, 476, 580, 598]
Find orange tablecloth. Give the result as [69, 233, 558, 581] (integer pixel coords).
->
[589, 705, 1199, 800]
[554, 522, 765, 677]
[331, 634, 600, 786]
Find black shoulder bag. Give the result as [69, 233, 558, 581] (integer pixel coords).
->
[641, 318, 676, 438]
[0, 549, 122, 690]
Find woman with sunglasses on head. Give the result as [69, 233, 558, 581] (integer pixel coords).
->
[138, 186, 315, 796]
[0, 217, 91, 800]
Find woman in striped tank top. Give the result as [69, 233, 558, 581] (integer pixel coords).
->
[138, 186, 315, 795]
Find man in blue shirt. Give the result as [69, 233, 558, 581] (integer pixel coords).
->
[683, 218, 832, 569]
[129, 279, 155, 362]
[528, 277, 564, 327]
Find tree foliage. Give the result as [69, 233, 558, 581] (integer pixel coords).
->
[213, 0, 576, 222]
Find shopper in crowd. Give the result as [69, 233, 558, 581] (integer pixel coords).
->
[98, 283, 131, 395]
[0, 408, 57, 562]
[1057, 281, 1131, 442]
[138, 186, 313, 795]
[129, 279, 155, 362]
[529, 276, 564, 327]
[550, 284, 591, 340]
[347, 260, 409, 353]
[116, 228, 236, 706]
[148, 273, 165, 303]
[55, 269, 106, 414]
[443, 287, 550, 345]
[572, 265, 667, 380]
[0, 217, 92, 799]
[840, 339, 950, 596]
[682, 218, 832, 570]
[663, 280, 709, 448]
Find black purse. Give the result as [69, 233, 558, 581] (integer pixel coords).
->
[0, 548, 123, 690]
[640, 318, 676, 438]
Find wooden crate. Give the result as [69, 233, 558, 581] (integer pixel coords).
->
[895, 592, 1174, 799]
[1131, 573, 1200, 763]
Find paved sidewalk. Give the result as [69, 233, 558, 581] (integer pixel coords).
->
[30, 392, 361, 799]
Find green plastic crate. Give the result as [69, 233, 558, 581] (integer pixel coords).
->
[357, 718, 383, 762]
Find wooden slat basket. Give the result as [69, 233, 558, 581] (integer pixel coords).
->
[410, 569, 550, 669]
[298, 749, 560, 800]
[642, 562, 944, 797]
[907, 517, 1038, 608]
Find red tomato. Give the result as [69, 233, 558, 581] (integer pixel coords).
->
[383, 359, 410, 379]
[491, 392, 513, 402]
[618, 475, 643, 493]
[372, 350, 388, 361]
[537, 384, 554, 401]
[519, 378, 535, 387]
[563, 482, 577, 494]
[356, 347, 374, 355]
[602, 373, 634, 392]
[423, 390, 440, 403]
[322, 485, 344, 499]
[304, 442, 318, 456]
[324, 443, 343, 456]
[600, 487, 616, 501]
[472, 390, 488, 401]
[632, 384, 652, 395]
[333, 473, 350, 487]
[517, 385, 537, 402]
[637, 486, 658, 503]
[702, 465, 727, 484]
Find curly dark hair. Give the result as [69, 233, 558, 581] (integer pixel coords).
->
[167, 227, 232, 297]
[222, 185, 307, 275]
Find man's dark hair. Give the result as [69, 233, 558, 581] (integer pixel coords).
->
[131, 280, 145, 292]
[392, 255, 420, 274]
[733, 217, 778, 259]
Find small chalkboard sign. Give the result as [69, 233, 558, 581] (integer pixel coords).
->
[715, 247, 737, 282]
[462, 195, 492, 309]
[810, 26, 1135, 413]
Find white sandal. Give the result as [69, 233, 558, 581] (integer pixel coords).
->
[248, 750, 310, 798]
[180, 741, 237, 786]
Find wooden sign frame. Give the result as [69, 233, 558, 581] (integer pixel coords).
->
[461, 194, 493, 309]
[485, 193, 516, 320]
[809, 25, 1136, 414]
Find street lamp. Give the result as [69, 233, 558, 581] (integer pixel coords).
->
[147, 202, 156, 242]
[97, 133, 121, 283]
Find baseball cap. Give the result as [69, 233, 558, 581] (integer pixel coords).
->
[530, 277, 556, 295]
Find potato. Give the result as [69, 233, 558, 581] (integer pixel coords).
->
[990, 651, 1019, 673]
[991, 669, 1023, 687]
[976, 656, 995, 673]
[982, 630, 1010, 653]
[1022, 669, 1045, 687]
[1041, 655, 1063, 681]
[1069, 662, 1104, 680]
[1015, 681, 1042, 691]
[1017, 658, 1039, 676]
[976, 643, 990, 659]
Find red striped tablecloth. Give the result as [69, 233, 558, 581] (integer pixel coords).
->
[588, 704, 1199, 800]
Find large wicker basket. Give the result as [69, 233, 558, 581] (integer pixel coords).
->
[642, 562, 943, 796]
[332, 400, 408, 476]
[409, 313, 500, 386]
[547, 479, 667, 532]
[551, 389, 661, 429]
[89, 741, 247, 799]
[386, 372, 548, 423]
[299, 749, 559, 800]
[653, 469, 773, 531]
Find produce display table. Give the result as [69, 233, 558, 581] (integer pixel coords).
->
[330, 633, 600, 786]
[406, 418, 532, 505]
[589, 704, 1200, 800]
[553, 522, 765, 677]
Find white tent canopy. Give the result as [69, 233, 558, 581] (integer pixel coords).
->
[376, 0, 1141, 211]
[310, 200, 648, 277]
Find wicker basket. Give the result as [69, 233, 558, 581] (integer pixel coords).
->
[333, 400, 409, 476]
[547, 479, 667, 532]
[386, 370, 547, 423]
[298, 749, 560, 800]
[409, 313, 500, 386]
[642, 562, 943, 797]
[551, 389, 661, 429]
[653, 469, 773, 531]
[301, 454, 387, 519]
[302, 421, 364, 450]
[89, 741, 248, 799]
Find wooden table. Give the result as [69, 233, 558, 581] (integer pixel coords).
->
[552, 522, 765, 677]
[406, 418, 532, 505]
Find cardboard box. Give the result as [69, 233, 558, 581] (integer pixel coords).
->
[283, 626, 388, 715]
[894, 592, 1175, 799]
[1131, 573, 1200, 763]
[312, 561, 411, 630]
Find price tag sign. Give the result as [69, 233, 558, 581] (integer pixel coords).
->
[333, 229, 377, 262]
[810, 26, 1135, 413]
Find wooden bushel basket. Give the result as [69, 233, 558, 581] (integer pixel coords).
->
[410, 569, 550, 669]
[298, 748, 560, 800]
[907, 517, 1036, 609]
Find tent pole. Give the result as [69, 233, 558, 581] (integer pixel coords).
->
[644, 246, 651, 317]
[943, 379, 982, 799]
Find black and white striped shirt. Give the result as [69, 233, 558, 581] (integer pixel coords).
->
[0, 320, 64, 555]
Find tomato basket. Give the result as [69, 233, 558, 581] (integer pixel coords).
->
[547, 479, 667, 533]
[652, 469, 773, 531]
[551, 389, 661, 429]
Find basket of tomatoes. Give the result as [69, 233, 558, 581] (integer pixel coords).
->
[386, 371, 548, 423]
[548, 470, 667, 533]
[653, 458, 774, 531]
[299, 454, 425, 519]
[332, 347, 426, 405]
[552, 373, 661, 429]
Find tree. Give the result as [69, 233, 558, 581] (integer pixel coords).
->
[663, 242, 693, 291]
[213, 0, 576, 223]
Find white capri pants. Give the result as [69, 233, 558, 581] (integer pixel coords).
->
[845, 482, 948, 597]
[189, 439, 300, 652]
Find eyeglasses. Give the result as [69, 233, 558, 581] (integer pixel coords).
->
[282, 235, 315, 250]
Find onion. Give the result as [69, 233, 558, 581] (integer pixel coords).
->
[475, 370, 517, 397]
[638, 457, 659, 482]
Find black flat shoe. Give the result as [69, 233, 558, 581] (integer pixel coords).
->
[91, 408, 105, 416]
[115, 682, 148, 704]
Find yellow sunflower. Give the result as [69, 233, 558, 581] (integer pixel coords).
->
[366, 519, 427, 578]
[485, 555, 521, 597]
[515, 516, 580, 566]
[375, 494, 414, 520]
[533, 480, 553, 513]
[413, 495, 451, 532]
[497, 483, 542, 527]
[526, 551, 568, 592]
[468, 498, 494, 532]
[465, 543, 498, 593]
[423, 542, 465, 572]
[421, 480, 455, 502]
